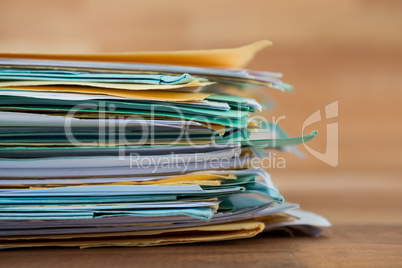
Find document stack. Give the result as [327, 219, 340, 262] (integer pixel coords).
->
[0, 41, 330, 248]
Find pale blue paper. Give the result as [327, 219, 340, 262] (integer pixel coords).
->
[0, 69, 204, 85]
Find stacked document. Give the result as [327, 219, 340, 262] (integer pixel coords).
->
[0, 41, 330, 248]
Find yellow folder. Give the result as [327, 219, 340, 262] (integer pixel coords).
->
[0, 40, 271, 68]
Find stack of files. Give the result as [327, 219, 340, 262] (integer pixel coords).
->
[0, 41, 330, 248]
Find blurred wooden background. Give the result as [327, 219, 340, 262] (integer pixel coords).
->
[2, 0, 401, 171]
[0, 1, 401, 265]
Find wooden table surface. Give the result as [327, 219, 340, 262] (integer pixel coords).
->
[1, 170, 400, 268]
